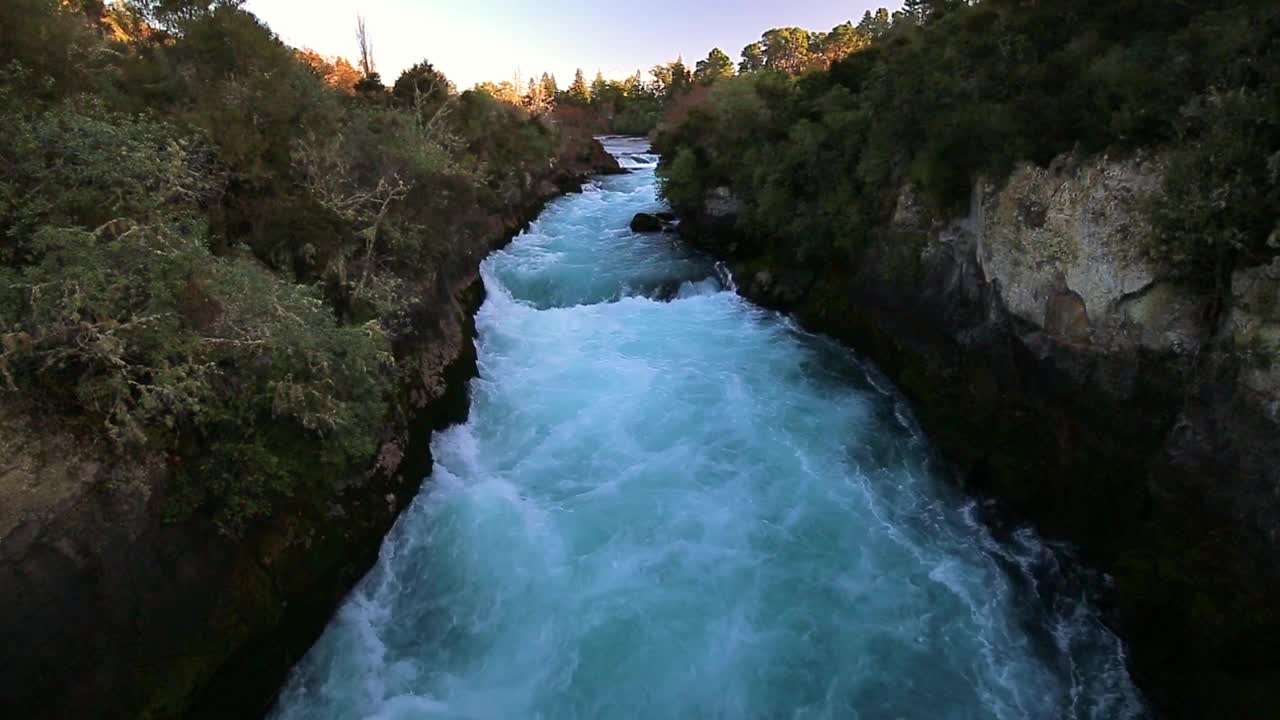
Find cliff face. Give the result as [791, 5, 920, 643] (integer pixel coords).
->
[0, 140, 621, 720]
[680, 154, 1280, 716]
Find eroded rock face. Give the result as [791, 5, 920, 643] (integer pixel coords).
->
[977, 155, 1210, 352]
[678, 152, 1280, 718]
[968, 160, 1280, 589]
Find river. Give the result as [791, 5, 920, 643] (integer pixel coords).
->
[271, 138, 1145, 720]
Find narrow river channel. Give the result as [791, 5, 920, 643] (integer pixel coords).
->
[271, 138, 1145, 720]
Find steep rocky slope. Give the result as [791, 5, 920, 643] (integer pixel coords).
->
[677, 153, 1280, 716]
[0, 141, 621, 720]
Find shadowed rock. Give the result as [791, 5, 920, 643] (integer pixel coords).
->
[630, 213, 664, 232]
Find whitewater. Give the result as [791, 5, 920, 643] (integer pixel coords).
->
[271, 137, 1146, 720]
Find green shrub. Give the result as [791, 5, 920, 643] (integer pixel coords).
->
[655, 0, 1280, 286]
[0, 1, 598, 538]
[0, 103, 221, 260]
[0, 219, 394, 536]
[0, 224, 210, 443]
[167, 256, 394, 536]
[1147, 88, 1280, 292]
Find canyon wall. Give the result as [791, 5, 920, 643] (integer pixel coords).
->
[678, 153, 1280, 716]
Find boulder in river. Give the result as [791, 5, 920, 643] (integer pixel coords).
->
[630, 213, 664, 233]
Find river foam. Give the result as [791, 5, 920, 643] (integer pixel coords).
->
[271, 137, 1146, 720]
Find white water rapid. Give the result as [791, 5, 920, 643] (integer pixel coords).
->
[271, 137, 1145, 720]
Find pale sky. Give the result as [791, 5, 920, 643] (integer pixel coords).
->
[245, 1, 895, 90]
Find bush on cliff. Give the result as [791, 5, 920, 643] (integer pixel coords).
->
[1147, 88, 1280, 294]
[0, 0, 587, 535]
[654, 0, 1280, 285]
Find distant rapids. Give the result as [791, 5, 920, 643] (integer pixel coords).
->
[271, 137, 1146, 720]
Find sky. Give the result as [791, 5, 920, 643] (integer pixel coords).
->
[244, 1, 896, 90]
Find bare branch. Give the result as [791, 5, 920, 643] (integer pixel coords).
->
[356, 14, 375, 77]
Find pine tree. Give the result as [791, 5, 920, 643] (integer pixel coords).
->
[817, 22, 869, 67]
[857, 8, 892, 39]
[567, 68, 591, 105]
[392, 59, 452, 110]
[649, 59, 691, 99]
[760, 27, 813, 75]
[591, 71, 608, 102]
[739, 42, 764, 73]
[695, 48, 734, 83]
[524, 77, 551, 113]
[902, 0, 933, 24]
[539, 72, 558, 101]
[623, 70, 644, 96]
[668, 57, 691, 96]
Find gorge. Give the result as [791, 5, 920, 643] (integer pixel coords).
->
[2, 1, 1277, 717]
[269, 138, 1145, 719]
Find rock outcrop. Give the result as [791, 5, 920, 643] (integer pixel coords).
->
[630, 212, 665, 232]
[677, 154, 1280, 717]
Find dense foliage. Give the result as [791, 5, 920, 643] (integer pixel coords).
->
[655, 0, 1280, 290]
[505, 15, 890, 136]
[0, 0, 583, 535]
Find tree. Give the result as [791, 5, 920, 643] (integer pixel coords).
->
[540, 72, 558, 101]
[857, 8, 892, 39]
[816, 22, 870, 68]
[474, 79, 521, 105]
[328, 56, 362, 94]
[524, 76, 552, 113]
[566, 68, 591, 105]
[295, 49, 362, 95]
[760, 27, 814, 75]
[651, 58, 692, 99]
[591, 72, 628, 115]
[901, 0, 933, 24]
[739, 42, 764, 73]
[669, 57, 691, 95]
[353, 14, 383, 95]
[695, 48, 735, 83]
[392, 59, 453, 109]
[355, 13, 374, 77]
[591, 71, 608, 101]
[622, 70, 645, 96]
[131, 0, 245, 31]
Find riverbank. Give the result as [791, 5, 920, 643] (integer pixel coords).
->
[0, 136, 622, 720]
[668, 158, 1280, 716]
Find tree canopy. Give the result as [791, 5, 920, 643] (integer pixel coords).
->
[0, 0, 584, 535]
[565, 68, 592, 105]
[655, 0, 1280, 295]
[695, 48, 735, 83]
[392, 59, 454, 109]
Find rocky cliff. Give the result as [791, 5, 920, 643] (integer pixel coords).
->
[679, 153, 1280, 716]
[0, 140, 622, 720]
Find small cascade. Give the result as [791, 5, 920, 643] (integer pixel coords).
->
[714, 260, 738, 292]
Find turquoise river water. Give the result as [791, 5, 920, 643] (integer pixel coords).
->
[271, 138, 1146, 720]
